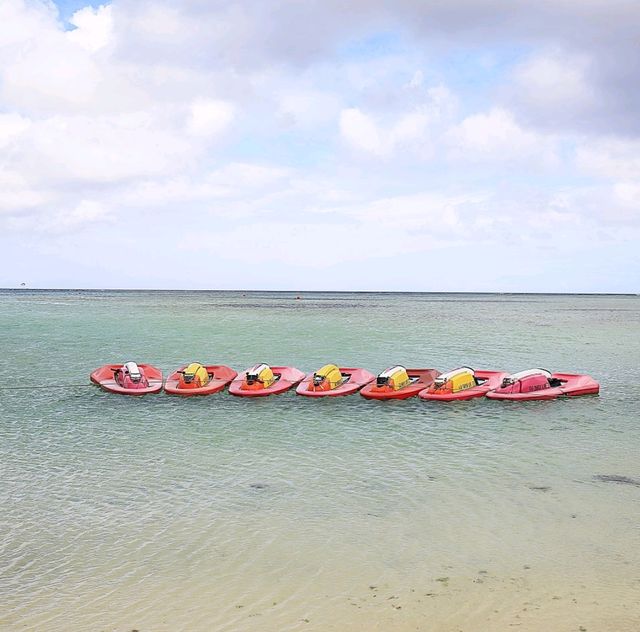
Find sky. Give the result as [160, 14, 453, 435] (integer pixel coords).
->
[0, 0, 639, 291]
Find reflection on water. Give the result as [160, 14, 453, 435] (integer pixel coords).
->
[1, 291, 639, 631]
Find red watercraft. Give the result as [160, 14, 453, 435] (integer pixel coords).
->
[90, 362, 163, 396]
[486, 369, 600, 401]
[229, 363, 305, 397]
[419, 367, 508, 402]
[296, 364, 375, 397]
[360, 366, 440, 400]
[164, 363, 237, 396]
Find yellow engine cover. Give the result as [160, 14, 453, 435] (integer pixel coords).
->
[258, 365, 275, 387]
[314, 364, 343, 390]
[450, 370, 476, 393]
[378, 365, 411, 390]
[184, 362, 210, 386]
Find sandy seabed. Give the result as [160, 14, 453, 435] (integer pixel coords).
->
[5, 568, 639, 632]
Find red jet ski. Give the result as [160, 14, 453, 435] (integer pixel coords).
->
[164, 363, 237, 396]
[486, 369, 600, 401]
[360, 366, 440, 400]
[90, 362, 163, 396]
[229, 363, 305, 397]
[296, 364, 375, 397]
[419, 367, 508, 402]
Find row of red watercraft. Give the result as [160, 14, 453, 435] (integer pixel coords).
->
[90, 362, 599, 401]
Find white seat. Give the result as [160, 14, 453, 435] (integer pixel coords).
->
[506, 368, 551, 382]
[247, 363, 269, 378]
[123, 361, 141, 378]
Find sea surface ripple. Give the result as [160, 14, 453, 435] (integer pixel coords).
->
[0, 291, 639, 631]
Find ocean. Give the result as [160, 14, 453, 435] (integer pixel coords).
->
[1, 290, 639, 631]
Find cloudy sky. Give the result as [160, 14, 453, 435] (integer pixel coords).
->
[1, 0, 638, 291]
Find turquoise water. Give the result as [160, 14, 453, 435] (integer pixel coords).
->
[1, 291, 639, 631]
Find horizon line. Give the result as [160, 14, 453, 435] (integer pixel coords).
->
[1, 287, 638, 296]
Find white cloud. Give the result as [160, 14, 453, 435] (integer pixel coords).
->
[0, 1, 105, 112]
[0, 0, 638, 289]
[277, 88, 342, 128]
[424, 85, 458, 121]
[573, 139, 640, 222]
[176, 185, 620, 272]
[123, 162, 291, 206]
[180, 221, 451, 268]
[52, 199, 111, 231]
[186, 99, 234, 137]
[186, 189, 486, 264]
[576, 138, 640, 180]
[406, 70, 424, 89]
[532, 183, 640, 227]
[0, 113, 31, 148]
[0, 172, 48, 214]
[129, 5, 183, 37]
[392, 111, 430, 144]
[209, 162, 290, 188]
[3, 43, 102, 112]
[5, 199, 112, 235]
[340, 108, 385, 155]
[346, 192, 478, 233]
[510, 52, 595, 112]
[339, 107, 430, 157]
[613, 182, 640, 208]
[610, 182, 640, 222]
[22, 111, 195, 184]
[338, 82, 456, 158]
[67, 4, 114, 52]
[446, 108, 558, 165]
[0, 0, 55, 50]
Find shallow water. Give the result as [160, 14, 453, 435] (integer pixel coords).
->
[1, 290, 639, 631]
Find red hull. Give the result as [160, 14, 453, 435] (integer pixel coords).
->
[90, 364, 163, 396]
[164, 365, 237, 396]
[486, 373, 600, 401]
[229, 366, 305, 397]
[419, 370, 508, 402]
[296, 367, 375, 397]
[360, 369, 440, 400]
